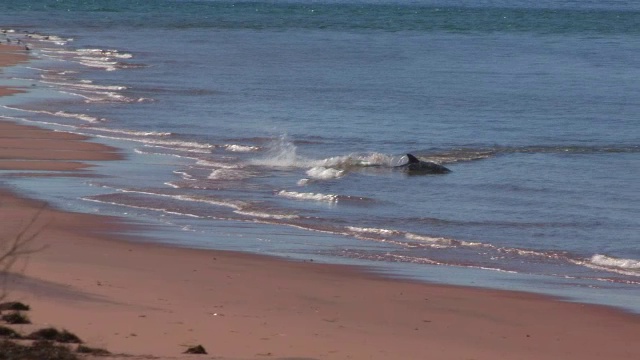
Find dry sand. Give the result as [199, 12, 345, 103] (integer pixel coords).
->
[1, 44, 639, 360]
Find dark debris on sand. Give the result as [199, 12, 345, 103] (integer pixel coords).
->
[0, 325, 22, 339]
[1, 311, 30, 324]
[0, 340, 78, 360]
[0, 302, 31, 311]
[27, 327, 83, 344]
[184, 344, 208, 354]
[76, 344, 111, 356]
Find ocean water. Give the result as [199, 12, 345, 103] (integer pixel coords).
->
[1, 0, 639, 311]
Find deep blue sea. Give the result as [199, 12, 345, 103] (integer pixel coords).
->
[1, 0, 639, 312]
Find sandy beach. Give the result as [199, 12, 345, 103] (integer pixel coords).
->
[1, 45, 640, 360]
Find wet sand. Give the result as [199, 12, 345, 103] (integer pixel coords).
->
[0, 44, 28, 97]
[1, 45, 639, 360]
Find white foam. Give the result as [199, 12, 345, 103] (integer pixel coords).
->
[405, 233, 455, 247]
[234, 210, 299, 220]
[88, 133, 214, 149]
[83, 197, 202, 218]
[224, 144, 260, 152]
[144, 144, 210, 154]
[40, 79, 127, 91]
[0, 116, 77, 130]
[78, 57, 119, 71]
[25, 66, 51, 72]
[134, 148, 198, 160]
[116, 189, 245, 211]
[306, 166, 344, 180]
[59, 90, 137, 103]
[77, 48, 133, 59]
[53, 48, 134, 72]
[250, 135, 303, 167]
[195, 160, 239, 169]
[164, 182, 181, 189]
[55, 111, 101, 123]
[318, 152, 393, 168]
[590, 254, 640, 270]
[39, 49, 78, 56]
[277, 190, 338, 203]
[387, 254, 442, 265]
[26, 33, 70, 45]
[87, 127, 172, 137]
[208, 169, 250, 181]
[498, 247, 557, 258]
[173, 170, 194, 180]
[2, 106, 101, 123]
[347, 226, 401, 236]
[573, 256, 640, 278]
[249, 136, 392, 173]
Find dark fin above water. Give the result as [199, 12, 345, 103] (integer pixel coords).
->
[403, 153, 451, 174]
[406, 153, 420, 164]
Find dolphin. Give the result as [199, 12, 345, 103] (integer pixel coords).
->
[397, 154, 451, 174]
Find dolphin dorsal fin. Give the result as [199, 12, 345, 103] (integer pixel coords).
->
[406, 154, 420, 164]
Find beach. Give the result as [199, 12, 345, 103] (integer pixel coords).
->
[1, 45, 640, 360]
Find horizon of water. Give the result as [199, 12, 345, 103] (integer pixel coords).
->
[0, 0, 639, 312]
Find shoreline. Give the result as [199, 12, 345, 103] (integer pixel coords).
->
[0, 44, 28, 97]
[2, 44, 640, 360]
[3, 182, 640, 360]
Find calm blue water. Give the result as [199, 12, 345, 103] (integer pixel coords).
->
[1, 0, 639, 311]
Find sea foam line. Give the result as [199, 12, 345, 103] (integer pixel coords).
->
[83, 197, 202, 218]
[346, 226, 402, 236]
[344, 226, 483, 249]
[278, 190, 338, 203]
[114, 189, 245, 211]
[133, 148, 199, 160]
[39, 79, 127, 91]
[590, 254, 640, 270]
[208, 168, 252, 181]
[84, 133, 214, 150]
[77, 48, 133, 59]
[59, 90, 141, 104]
[306, 166, 344, 180]
[2, 105, 102, 123]
[86, 127, 172, 137]
[233, 210, 299, 220]
[224, 144, 260, 152]
[571, 254, 640, 277]
[195, 160, 240, 169]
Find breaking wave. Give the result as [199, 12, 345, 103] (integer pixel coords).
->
[590, 254, 640, 270]
[306, 166, 344, 180]
[223, 144, 260, 152]
[86, 133, 214, 150]
[77, 48, 133, 59]
[574, 254, 640, 277]
[208, 168, 252, 181]
[39, 79, 127, 92]
[346, 226, 402, 237]
[40, 46, 138, 72]
[278, 190, 338, 203]
[249, 135, 303, 167]
[3, 106, 102, 123]
[85, 127, 172, 137]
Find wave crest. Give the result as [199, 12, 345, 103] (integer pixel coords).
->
[277, 190, 338, 203]
[306, 166, 344, 180]
[590, 254, 640, 270]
